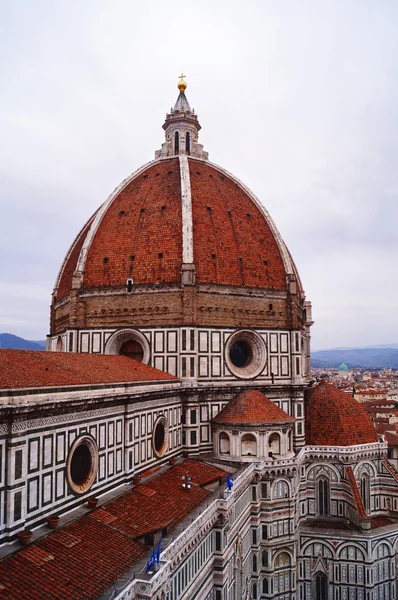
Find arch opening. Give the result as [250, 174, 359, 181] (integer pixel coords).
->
[314, 572, 328, 600]
[318, 478, 330, 517]
[219, 432, 230, 455]
[241, 433, 257, 457]
[174, 131, 180, 154]
[360, 474, 370, 513]
[268, 433, 281, 456]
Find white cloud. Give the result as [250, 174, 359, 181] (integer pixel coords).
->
[1, 0, 397, 347]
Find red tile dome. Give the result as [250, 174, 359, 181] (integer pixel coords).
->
[54, 157, 298, 301]
[213, 390, 295, 427]
[305, 381, 378, 446]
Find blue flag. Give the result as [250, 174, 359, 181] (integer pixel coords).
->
[146, 549, 156, 574]
[156, 536, 162, 563]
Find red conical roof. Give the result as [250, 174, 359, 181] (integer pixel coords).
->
[213, 390, 294, 426]
[305, 381, 378, 446]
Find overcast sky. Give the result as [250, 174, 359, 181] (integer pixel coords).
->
[0, 0, 397, 349]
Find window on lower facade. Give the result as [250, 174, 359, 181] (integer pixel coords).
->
[314, 573, 328, 600]
[318, 478, 330, 516]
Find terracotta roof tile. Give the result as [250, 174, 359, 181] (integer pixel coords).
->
[55, 157, 292, 300]
[0, 460, 226, 600]
[83, 159, 182, 289]
[212, 390, 294, 426]
[189, 160, 287, 288]
[0, 349, 176, 390]
[305, 381, 378, 446]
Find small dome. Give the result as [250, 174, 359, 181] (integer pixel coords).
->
[213, 390, 294, 427]
[338, 363, 349, 371]
[305, 381, 378, 446]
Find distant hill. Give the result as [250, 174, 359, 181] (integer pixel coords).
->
[312, 346, 398, 369]
[0, 333, 46, 351]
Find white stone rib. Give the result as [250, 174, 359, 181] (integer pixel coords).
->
[179, 155, 194, 264]
[74, 158, 164, 276]
[53, 212, 97, 295]
[188, 157, 303, 290]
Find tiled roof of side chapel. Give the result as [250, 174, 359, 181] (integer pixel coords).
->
[0, 460, 226, 600]
[305, 380, 378, 446]
[0, 349, 176, 390]
[213, 390, 295, 426]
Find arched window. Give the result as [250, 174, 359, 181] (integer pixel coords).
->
[274, 552, 292, 594]
[262, 550, 268, 567]
[262, 577, 268, 594]
[314, 572, 328, 600]
[219, 432, 230, 455]
[252, 554, 257, 572]
[56, 336, 63, 351]
[318, 478, 330, 516]
[273, 480, 289, 499]
[360, 474, 370, 513]
[241, 434, 257, 457]
[268, 432, 281, 456]
[174, 131, 179, 154]
[185, 131, 190, 154]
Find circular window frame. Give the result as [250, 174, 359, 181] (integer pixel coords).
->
[104, 328, 150, 364]
[66, 435, 99, 495]
[225, 330, 267, 379]
[152, 416, 169, 458]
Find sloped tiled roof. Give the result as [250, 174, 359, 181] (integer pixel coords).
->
[305, 381, 378, 446]
[212, 390, 294, 426]
[0, 460, 226, 600]
[0, 349, 176, 390]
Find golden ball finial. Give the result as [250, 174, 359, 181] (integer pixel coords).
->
[178, 73, 187, 92]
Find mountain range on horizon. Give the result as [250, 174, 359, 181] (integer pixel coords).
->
[1, 333, 398, 368]
[0, 333, 46, 351]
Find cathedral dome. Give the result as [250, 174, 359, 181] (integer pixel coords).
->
[305, 381, 378, 446]
[55, 156, 296, 301]
[50, 78, 311, 361]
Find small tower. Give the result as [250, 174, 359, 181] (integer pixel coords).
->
[155, 75, 208, 160]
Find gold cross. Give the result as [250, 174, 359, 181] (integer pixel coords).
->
[179, 73, 186, 81]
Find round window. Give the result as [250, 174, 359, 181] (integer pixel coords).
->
[230, 340, 253, 368]
[66, 436, 98, 495]
[120, 339, 144, 362]
[152, 416, 168, 458]
[225, 330, 267, 379]
[105, 329, 150, 364]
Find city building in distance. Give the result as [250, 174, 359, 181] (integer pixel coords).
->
[1, 78, 398, 600]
